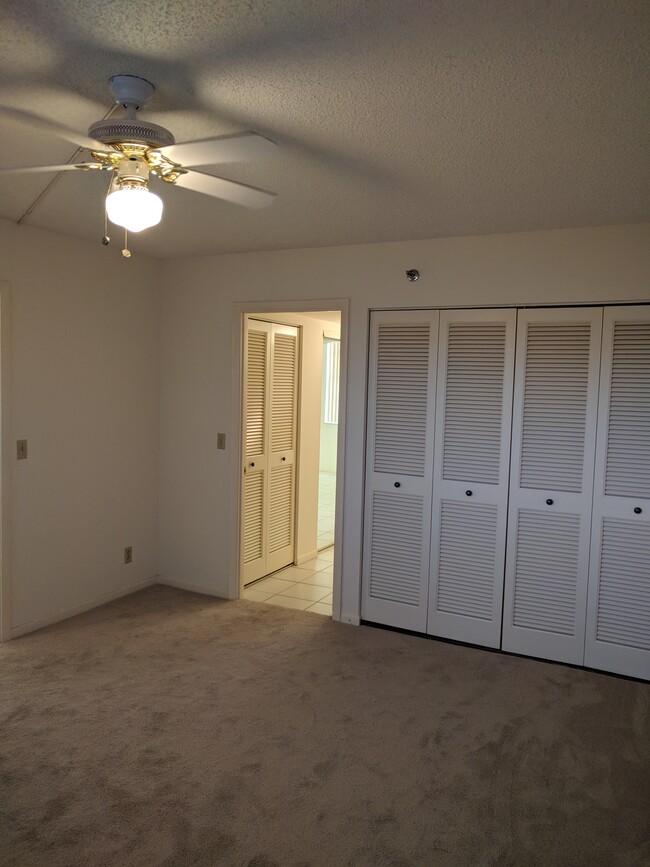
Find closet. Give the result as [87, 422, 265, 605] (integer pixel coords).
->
[241, 319, 299, 584]
[362, 306, 650, 680]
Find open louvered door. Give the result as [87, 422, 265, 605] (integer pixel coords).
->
[266, 325, 299, 574]
[427, 309, 516, 647]
[241, 320, 299, 583]
[361, 310, 439, 631]
[502, 308, 603, 665]
[585, 307, 650, 680]
[242, 320, 271, 583]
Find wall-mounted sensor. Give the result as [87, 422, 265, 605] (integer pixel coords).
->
[406, 269, 419, 282]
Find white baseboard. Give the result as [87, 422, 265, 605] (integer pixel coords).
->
[156, 577, 228, 598]
[340, 612, 360, 626]
[9, 577, 158, 640]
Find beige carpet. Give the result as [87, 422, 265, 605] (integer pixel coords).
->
[1, 585, 648, 867]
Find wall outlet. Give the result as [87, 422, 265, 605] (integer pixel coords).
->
[17, 439, 27, 460]
[124, 546, 133, 564]
[217, 432, 226, 450]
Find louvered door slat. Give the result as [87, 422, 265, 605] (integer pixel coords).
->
[362, 310, 439, 632]
[512, 511, 580, 634]
[586, 308, 650, 680]
[243, 472, 264, 563]
[428, 310, 516, 647]
[595, 519, 650, 649]
[245, 330, 267, 458]
[368, 492, 424, 605]
[519, 322, 592, 493]
[436, 500, 499, 620]
[503, 308, 603, 666]
[374, 323, 431, 476]
[271, 333, 298, 452]
[268, 464, 294, 553]
[604, 321, 650, 498]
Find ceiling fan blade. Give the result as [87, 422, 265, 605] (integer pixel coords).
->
[0, 162, 104, 174]
[0, 106, 113, 152]
[173, 169, 276, 208]
[155, 133, 278, 168]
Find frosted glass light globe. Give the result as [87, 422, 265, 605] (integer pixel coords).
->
[106, 186, 163, 233]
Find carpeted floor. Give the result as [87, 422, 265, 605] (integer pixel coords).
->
[1, 586, 648, 867]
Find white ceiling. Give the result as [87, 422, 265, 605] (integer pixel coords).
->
[1, 0, 648, 259]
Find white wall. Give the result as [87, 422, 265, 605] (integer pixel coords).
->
[160, 224, 650, 622]
[0, 218, 161, 637]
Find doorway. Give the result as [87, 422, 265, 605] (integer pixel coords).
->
[236, 308, 344, 618]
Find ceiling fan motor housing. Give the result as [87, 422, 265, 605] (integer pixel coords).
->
[87, 118, 175, 149]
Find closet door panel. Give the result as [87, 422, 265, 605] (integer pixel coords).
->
[266, 325, 299, 573]
[428, 310, 516, 647]
[362, 311, 439, 631]
[585, 308, 650, 679]
[242, 321, 271, 583]
[502, 308, 603, 664]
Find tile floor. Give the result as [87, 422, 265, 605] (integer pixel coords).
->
[243, 546, 334, 616]
[317, 471, 336, 550]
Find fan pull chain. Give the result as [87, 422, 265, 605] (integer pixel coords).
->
[102, 205, 109, 246]
[102, 171, 113, 246]
[122, 227, 131, 258]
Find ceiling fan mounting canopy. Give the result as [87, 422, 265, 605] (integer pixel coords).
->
[108, 74, 155, 110]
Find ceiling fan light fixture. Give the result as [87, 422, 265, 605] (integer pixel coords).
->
[106, 184, 163, 233]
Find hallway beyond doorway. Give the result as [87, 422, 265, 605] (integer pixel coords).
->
[317, 471, 336, 550]
[242, 547, 333, 616]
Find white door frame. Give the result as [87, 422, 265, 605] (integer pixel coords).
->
[0, 282, 12, 643]
[229, 299, 350, 622]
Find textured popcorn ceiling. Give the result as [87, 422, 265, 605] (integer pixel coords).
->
[0, 0, 648, 258]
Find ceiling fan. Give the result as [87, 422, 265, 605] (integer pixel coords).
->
[0, 75, 278, 254]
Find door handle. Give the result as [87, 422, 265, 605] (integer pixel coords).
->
[546, 499, 554, 505]
[634, 506, 642, 514]
[281, 456, 286, 462]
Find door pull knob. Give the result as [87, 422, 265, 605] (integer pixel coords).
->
[546, 499, 554, 505]
[394, 482, 401, 488]
[466, 490, 473, 497]
[281, 456, 286, 461]
[634, 506, 642, 514]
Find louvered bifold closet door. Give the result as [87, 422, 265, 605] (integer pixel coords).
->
[502, 308, 603, 665]
[266, 324, 299, 574]
[242, 320, 271, 583]
[585, 307, 650, 680]
[361, 310, 439, 631]
[427, 310, 516, 647]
